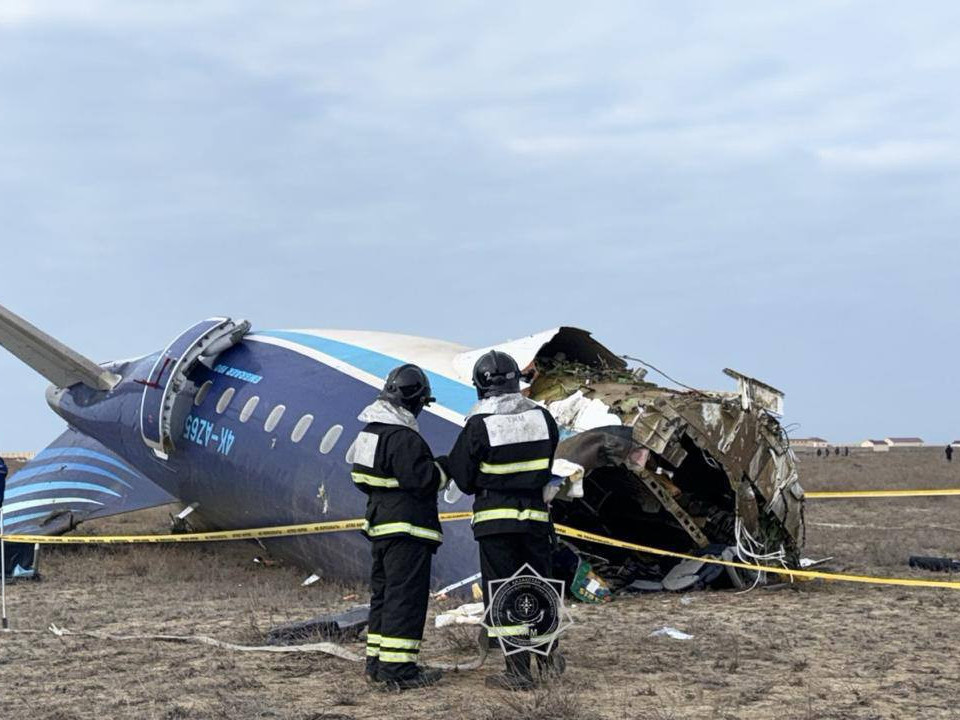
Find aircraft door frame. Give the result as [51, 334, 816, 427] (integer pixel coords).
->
[139, 317, 250, 457]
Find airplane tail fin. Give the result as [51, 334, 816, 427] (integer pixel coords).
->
[0, 303, 119, 390]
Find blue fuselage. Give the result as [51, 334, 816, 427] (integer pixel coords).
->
[53, 331, 481, 588]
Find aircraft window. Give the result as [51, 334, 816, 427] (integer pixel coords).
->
[291, 414, 314, 443]
[320, 425, 343, 454]
[264, 404, 286, 433]
[239, 396, 259, 423]
[345, 437, 357, 464]
[194, 381, 213, 406]
[216, 387, 236, 414]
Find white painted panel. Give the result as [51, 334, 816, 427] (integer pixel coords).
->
[483, 409, 549, 447]
[353, 431, 379, 466]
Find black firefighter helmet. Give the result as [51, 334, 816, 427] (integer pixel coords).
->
[379, 363, 435, 417]
[472, 350, 522, 399]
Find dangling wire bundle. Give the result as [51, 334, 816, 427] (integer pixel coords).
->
[733, 517, 788, 592]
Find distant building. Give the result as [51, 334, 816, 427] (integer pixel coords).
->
[951, 440, 960, 448]
[884, 437, 925, 448]
[791, 437, 829, 448]
[1, 451, 35, 462]
[0, 451, 35, 475]
[860, 439, 890, 452]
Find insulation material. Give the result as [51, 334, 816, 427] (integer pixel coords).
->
[435, 602, 485, 628]
[548, 391, 622, 432]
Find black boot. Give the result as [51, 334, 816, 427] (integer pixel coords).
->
[365, 657, 383, 684]
[380, 666, 443, 691]
[535, 650, 566, 680]
[484, 652, 535, 691]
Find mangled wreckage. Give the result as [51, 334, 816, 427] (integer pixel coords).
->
[511, 329, 806, 597]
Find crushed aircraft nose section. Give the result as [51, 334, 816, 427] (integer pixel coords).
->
[516, 329, 804, 589]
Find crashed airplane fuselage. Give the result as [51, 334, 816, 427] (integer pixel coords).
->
[0, 305, 804, 589]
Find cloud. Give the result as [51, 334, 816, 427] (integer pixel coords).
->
[0, 0, 148, 26]
[816, 141, 960, 171]
[1, 1, 960, 449]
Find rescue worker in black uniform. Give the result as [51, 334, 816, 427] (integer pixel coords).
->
[352, 364, 446, 690]
[441, 350, 566, 690]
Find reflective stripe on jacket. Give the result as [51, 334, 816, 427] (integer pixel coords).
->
[441, 394, 559, 538]
[351, 411, 444, 546]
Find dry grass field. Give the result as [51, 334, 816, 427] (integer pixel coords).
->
[2, 447, 960, 720]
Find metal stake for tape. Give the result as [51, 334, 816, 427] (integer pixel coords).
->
[1, 505, 8, 630]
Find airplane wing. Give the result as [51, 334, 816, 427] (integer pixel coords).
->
[0, 303, 120, 391]
[1, 427, 177, 536]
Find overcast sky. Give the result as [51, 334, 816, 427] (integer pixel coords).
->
[1, 1, 958, 449]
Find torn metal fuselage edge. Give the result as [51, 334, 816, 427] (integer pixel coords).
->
[518, 328, 804, 589]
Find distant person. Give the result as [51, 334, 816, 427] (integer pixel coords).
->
[835, 447, 840, 456]
[816, 448, 822, 457]
[1, 455, 6, 577]
[947, 445, 954, 463]
[1, 455, 38, 581]
[844, 447, 849, 457]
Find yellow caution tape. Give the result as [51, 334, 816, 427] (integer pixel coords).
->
[0, 512, 474, 545]
[552, 524, 960, 590]
[3, 509, 960, 590]
[3, 488, 951, 544]
[806, 488, 960, 499]
[0, 519, 364, 545]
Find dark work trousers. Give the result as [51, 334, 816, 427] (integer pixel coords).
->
[478, 532, 557, 677]
[366, 537, 433, 681]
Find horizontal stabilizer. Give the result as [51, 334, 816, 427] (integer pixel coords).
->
[1, 428, 177, 536]
[0, 303, 119, 390]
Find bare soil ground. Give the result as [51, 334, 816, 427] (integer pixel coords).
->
[2, 447, 960, 720]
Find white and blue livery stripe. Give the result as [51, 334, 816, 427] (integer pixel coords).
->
[3, 481, 122, 500]
[8, 462, 133, 488]
[2, 497, 105, 515]
[2, 511, 51, 527]
[249, 331, 473, 424]
[33, 447, 138, 475]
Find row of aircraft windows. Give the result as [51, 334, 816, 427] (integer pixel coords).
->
[194, 380, 344, 454]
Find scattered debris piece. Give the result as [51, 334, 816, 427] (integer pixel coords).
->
[569, 559, 612, 603]
[661, 555, 724, 592]
[435, 602, 485, 628]
[433, 572, 483, 600]
[622, 579, 664, 593]
[649, 626, 694, 640]
[909, 556, 960, 573]
[267, 605, 369, 645]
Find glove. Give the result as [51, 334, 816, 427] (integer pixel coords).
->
[434, 461, 450, 492]
[543, 477, 563, 504]
[549, 459, 585, 501]
[443, 483, 463, 505]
